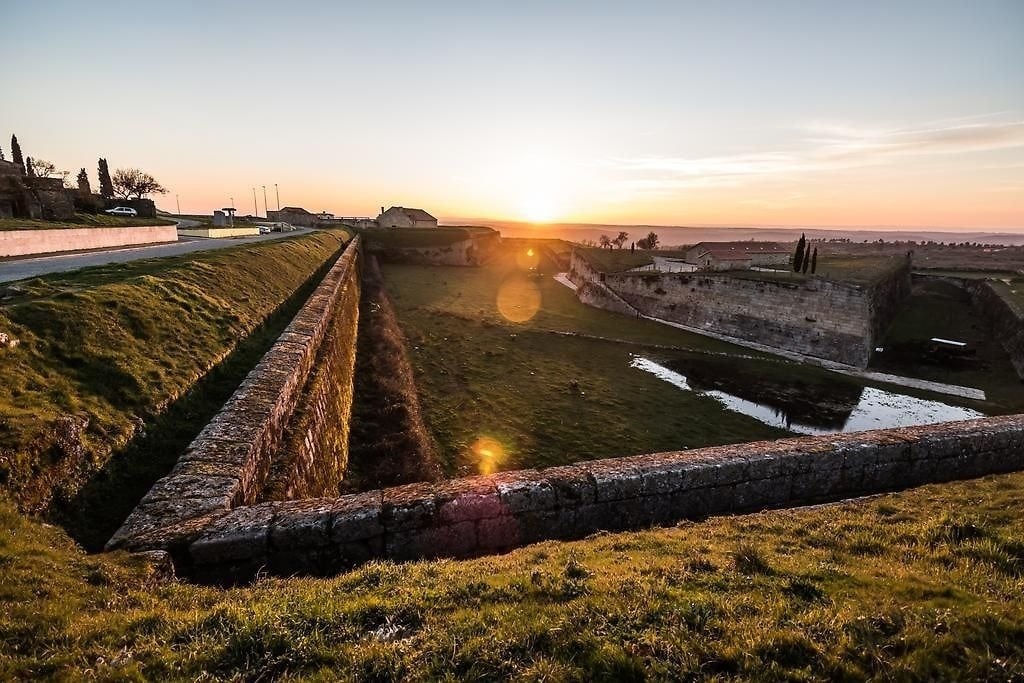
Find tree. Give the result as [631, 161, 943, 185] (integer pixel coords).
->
[637, 231, 660, 250]
[28, 158, 58, 178]
[111, 167, 167, 200]
[25, 156, 35, 178]
[76, 168, 91, 195]
[802, 246, 810, 274]
[10, 135, 24, 174]
[97, 158, 114, 198]
[793, 233, 806, 272]
[612, 231, 629, 249]
[810, 247, 818, 274]
[0, 143, 4, 161]
[598, 234, 612, 249]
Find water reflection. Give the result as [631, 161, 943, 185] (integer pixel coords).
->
[630, 356, 984, 435]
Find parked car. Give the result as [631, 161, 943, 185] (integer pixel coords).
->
[104, 206, 138, 217]
[259, 226, 271, 234]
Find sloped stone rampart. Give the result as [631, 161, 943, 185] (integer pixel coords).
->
[569, 250, 911, 367]
[112, 414, 1024, 582]
[106, 237, 361, 550]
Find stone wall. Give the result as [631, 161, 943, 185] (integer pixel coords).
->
[106, 237, 361, 550]
[0, 225, 179, 257]
[923, 275, 1024, 380]
[263, 252, 362, 500]
[109, 414, 1024, 582]
[569, 250, 910, 367]
[372, 232, 502, 266]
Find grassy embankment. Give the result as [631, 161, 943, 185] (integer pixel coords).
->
[2, 469, 1023, 679]
[378, 245, 999, 479]
[0, 212, 177, 231]
[0, 229, 350, 521]
[361, 225, 495, 250]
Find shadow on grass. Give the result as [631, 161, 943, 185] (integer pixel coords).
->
[48, 249, 342, 552]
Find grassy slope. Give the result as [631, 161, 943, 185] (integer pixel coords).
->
[362, 226, 495, 250]
[0, 230, 349, 513]
[0, 213, 176, 231]
[2, 470, 1022, 680]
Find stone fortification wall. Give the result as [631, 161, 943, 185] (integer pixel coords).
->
[923, 275, 1024, 380]
[106, 237, 361, 550]
[0, 225, 179, 257]
[110, 414, 1024, 582]
[263, 253, 362, 500]
[372, 232, 502, 266]
[569, 250, 910, 367]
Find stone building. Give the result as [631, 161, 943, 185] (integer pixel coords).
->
[267, 206, 318, 227]
[685, 241, 791, 271]
[376, 206, 437, 228]
[0, 160, 75, 220]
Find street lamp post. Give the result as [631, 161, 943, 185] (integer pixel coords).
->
[262, 185, 268, 218]
[229, 197, 234, 227]
[274, 183, 280, 211]
[252, 187, 258, 218]
[175, 194, 181, 216]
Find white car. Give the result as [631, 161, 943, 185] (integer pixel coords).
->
[259, 226, 271, 234]
[105, 206, 138, 217]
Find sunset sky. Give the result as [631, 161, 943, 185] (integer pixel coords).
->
[2, 1, 1022, 230]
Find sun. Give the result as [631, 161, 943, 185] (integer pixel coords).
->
[520, 192, 562, 223]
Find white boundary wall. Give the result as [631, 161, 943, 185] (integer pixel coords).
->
[0, 225, 179, 258]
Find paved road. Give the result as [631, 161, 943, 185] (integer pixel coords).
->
[0, 224, 314, 283]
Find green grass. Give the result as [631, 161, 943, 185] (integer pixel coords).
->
[0, 213, 176, 231]
[725, 256, 905, 286]
[2, 469, 1023, 679]
[575, 247, 654, 272]
[379, 249, 994, 476]
[0, 230, 349, 513]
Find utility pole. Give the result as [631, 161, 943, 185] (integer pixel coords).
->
[262, 185, 268, 218]
[175, 194, 181, 216]
[229, 197, 234, 227]
[252, 187, 258, 217]
[274, 183, 280, 211]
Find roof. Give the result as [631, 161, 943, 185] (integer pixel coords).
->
[383, 206, 436, 221]
[277, 206, 312, 214]
[692, 241, 786, 254]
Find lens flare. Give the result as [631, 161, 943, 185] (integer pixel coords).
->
[471, 436, 505, 475]
[496, 274, 541, 323]
[515, 247, 541, 270]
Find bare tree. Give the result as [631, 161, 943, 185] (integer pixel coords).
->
[112, 168, 167, 200]
[28, 158, 59, 178]
[598, 234, 612, 249]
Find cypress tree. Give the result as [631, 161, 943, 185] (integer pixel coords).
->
[76, 168, 91, 195]
[25, 156, 35, 178]
[793, 233, 806, 272]
[11, 135, 24, 174]
[811, 247, 818, 274]
[802, 246, 810, 273]
[97, 158, 114, 198]
[0, 143, 4, 161]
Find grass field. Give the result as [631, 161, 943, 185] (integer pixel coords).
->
[0, 230, 349, 514]
[0, 213, 176, 231]
[379, 247, 995, 477]
[362, 226, 496, 250]
[2, 468, 1023, 680]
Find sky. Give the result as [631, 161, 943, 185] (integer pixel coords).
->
[1, 1, 1022, 230]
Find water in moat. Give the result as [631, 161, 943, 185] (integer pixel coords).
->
[630, 356, 984, 435]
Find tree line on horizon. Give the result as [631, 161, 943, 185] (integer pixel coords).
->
[2, 133, 167, 202]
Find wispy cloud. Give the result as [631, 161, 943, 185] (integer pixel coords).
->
[603, 116, 1024, 194]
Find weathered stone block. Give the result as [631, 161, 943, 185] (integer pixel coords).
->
[434, 477, 502, 524]
[141, 474, 241, 506]
[541, 465, 597, 506]
[330, 490, 384, 542]
[382, 482, 437, 530]
[493, 469, 557, 513]
[270, 498, 337, 550]
[477, 515, 520, 550]
[190, 502, 278, 566]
